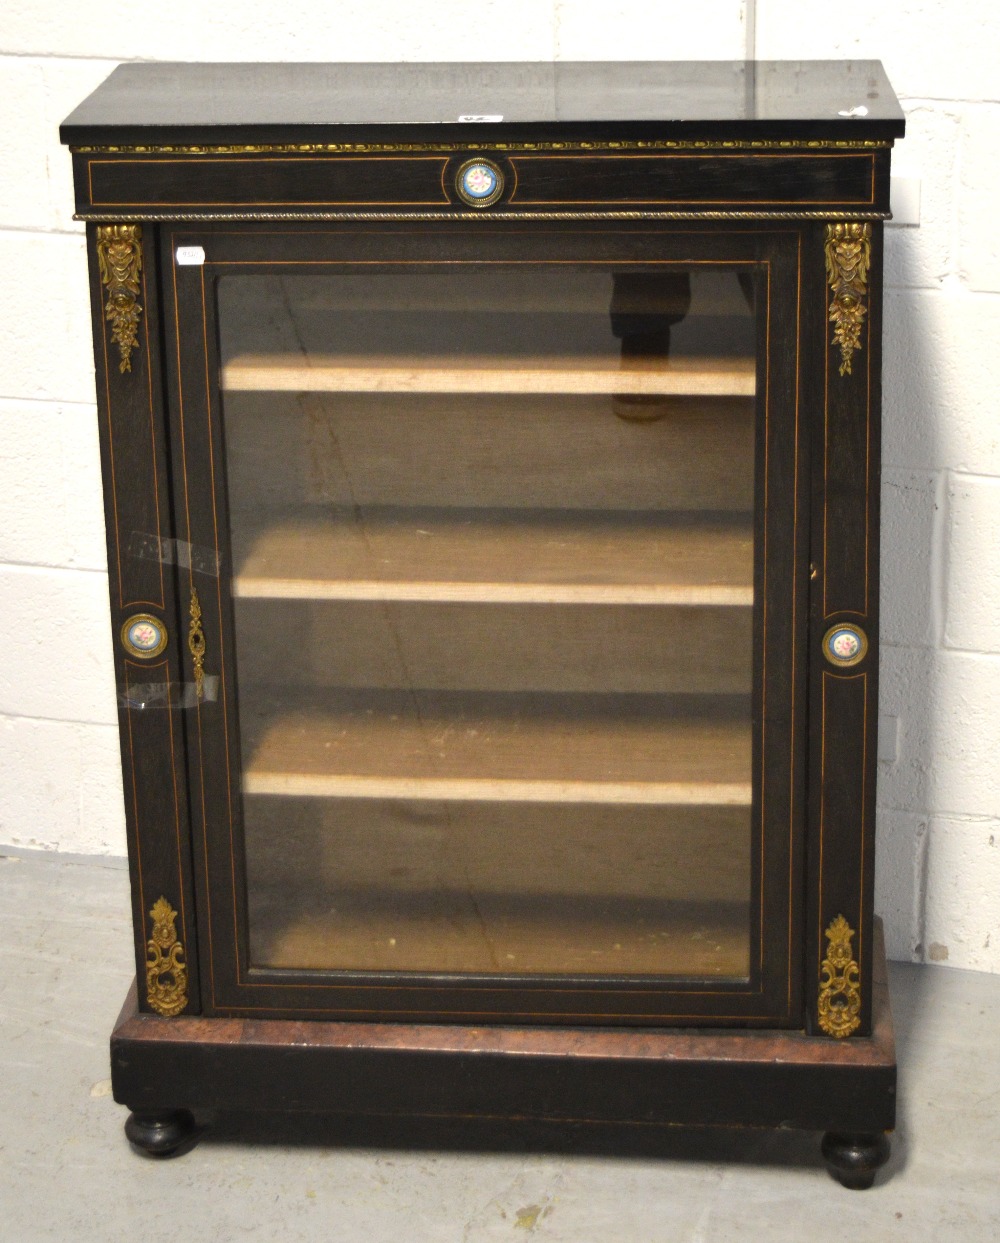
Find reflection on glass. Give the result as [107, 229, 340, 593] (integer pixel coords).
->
[218, 267, 758, 980]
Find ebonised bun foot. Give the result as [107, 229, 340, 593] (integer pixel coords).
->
[124, 1109, 198, 1157]
[821, 1130, 891, 1189]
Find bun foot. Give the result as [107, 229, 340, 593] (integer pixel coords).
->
[821, 1131, 890, 1189]
[125, 1109, 198, 1157]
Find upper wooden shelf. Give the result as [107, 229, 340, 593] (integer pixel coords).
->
[240, 688, 753, 806]
[231, 507, 755, 605]
[220, 306, 756, 397]
[222, 351, 755, 397]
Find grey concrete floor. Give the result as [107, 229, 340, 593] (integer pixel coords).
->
[1, 850, 998, 1242]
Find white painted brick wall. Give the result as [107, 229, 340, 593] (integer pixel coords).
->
[0, 714, 124, 855]
[753, 0, 1000, 102]
[0, 57, 117, 232]
[880, 470, 940, 649]
[1, 2, 748, 63]
[958, 106, 1000, 293]
[883, 104, 960, 290]
[0, 565, 118, 723]
[2, 2, 997, 975]
[945, 475, 1000, 654]
[551, 2, 748, 60]
[873, 810, 927, 962]
[923, 817, 1000, 967]
[0, 397, 106, 570]
[0, 231, 95, 402]
[882, 289, 1000, 476]
[877, 644, 934, 817]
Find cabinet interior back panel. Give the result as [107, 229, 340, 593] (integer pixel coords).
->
[244, 797, 752, 977]
[221, 391, 756, 512]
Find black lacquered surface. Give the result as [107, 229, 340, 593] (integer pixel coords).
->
[60, 60, 904, 147]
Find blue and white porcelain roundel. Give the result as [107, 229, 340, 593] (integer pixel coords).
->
[822, 623, 869, 668]
[827, 628, 862, 662]
[457, 159, 503, 206]
[121, 613, 168, 659]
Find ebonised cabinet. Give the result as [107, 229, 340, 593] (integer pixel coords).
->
[62, 61, 904, 1185]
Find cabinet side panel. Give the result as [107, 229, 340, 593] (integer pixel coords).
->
[86, 222, 201, 1016]
[805, 221, 883, 1038]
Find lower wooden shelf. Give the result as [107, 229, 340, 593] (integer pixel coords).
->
[248, 899, 752, 978]
[110, 924, 896, 1168]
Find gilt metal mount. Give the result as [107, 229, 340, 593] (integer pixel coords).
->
[96, 223, 143, 373]
[145, 896, 188, 1017]
[188, 588, 206, 703]
[817, 914, 862, 1038]
[824, 222, 871, 377]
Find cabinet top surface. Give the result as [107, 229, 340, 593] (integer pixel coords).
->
[60, 60, 904, 147]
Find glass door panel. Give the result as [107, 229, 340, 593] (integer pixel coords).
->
[217, 265, 759, 982]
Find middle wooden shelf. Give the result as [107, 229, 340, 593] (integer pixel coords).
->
[238, 688, 753, 806]
[230, 506, 755, 605]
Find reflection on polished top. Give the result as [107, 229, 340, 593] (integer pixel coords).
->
[60, 60, 905, 147]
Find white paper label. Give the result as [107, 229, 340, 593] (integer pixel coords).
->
[176, 245, 206, 266]
[458, 114, 503, 123]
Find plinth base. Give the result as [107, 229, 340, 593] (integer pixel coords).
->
[112, 926, 896, 1184]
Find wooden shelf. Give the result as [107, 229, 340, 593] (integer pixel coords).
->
[223, 351, 755, 396]
[251, 899, 752, 977]
[240, 689, 752, 805]
[231, 507, 755, 605]
[220, 308, 755, 396]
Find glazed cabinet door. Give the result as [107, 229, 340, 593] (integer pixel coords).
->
[161, 222, 809, 1025]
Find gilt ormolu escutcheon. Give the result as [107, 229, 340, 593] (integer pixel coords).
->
[817, 915, 862, 1037]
